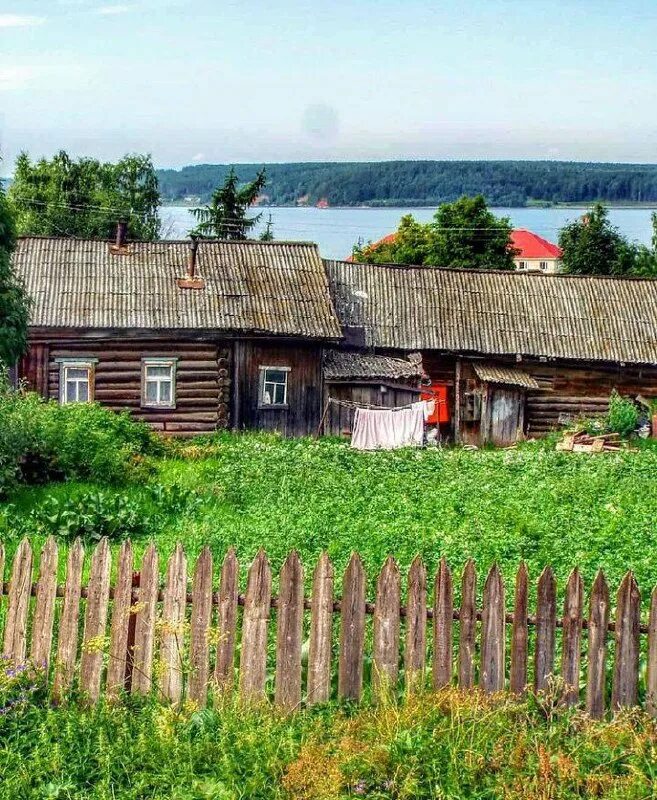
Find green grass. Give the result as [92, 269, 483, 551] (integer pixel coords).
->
[1, 689, 656, 799]
[3, 432, 657, 601]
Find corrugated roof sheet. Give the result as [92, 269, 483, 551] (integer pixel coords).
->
[14, 237, 342, 339]
[324, 349, 423, 381]
[325, 259, 657, 366]
[473, 363, 540, 389]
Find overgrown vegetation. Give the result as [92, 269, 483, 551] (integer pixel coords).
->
[4, 431, 657, 599]
[0, 386, 160, 497]
[1, 686, 656, 799]
[0, 169, 29, 367]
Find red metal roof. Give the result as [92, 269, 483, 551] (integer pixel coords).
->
[510, 229, 562, 259]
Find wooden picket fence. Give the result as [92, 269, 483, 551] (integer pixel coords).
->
[1, 536, 656, 717]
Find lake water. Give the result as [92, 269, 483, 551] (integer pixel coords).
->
[160, 205, 657, 261]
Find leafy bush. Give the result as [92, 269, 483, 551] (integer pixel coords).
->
[0, 386, 160, 496]
[606, 390, 639, 437]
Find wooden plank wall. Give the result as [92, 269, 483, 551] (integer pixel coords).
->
[23, 339, 231, 437]
[235, 340, 323, 437]
[3, 538, 657, 718]
[323, 383, 421, 437]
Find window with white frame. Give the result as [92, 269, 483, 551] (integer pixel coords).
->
[517, 261, 527, 270]
[259, 366, 290, 407]
[58, 360, 96, 404]
[539, 261, 548, 270]
[142, 359, 177, 408]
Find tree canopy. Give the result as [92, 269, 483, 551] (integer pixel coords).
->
[559, 204, 657, 277]
[0, 173, 29, 366]
[8, 151, 161, 240]
[352, 195, 515, 270]
[190, 168, 268, 240]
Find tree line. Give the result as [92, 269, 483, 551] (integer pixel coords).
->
[156, 160, 657, 207]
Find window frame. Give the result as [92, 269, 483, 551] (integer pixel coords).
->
[258, 365, 290, 409]
[141, 358, 178, 409]
[56, 358, 97, 405]
[539, 261, 548, 270]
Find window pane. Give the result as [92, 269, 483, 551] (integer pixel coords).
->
[274, 383, 286, 405]
[262, 387, 272, 404]
[265, 369, 287, 385]
[78, 381, 89, 402]
[68, 368, 89, 380]
[146, 365, 172, 379]
[160, 382, 171, 403]
[146, 381, 158, 402]
[66, 381, 77, 403]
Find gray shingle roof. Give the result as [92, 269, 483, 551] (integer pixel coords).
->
[324, 349, 423, 381]
[325, 259, 657, 365]
[14, 237, 342, 339]
[472, 363, 540, 389]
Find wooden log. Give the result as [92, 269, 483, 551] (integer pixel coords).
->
[106, 540, 133, 699]
[239, 550, 272, 703]
[80, 538, 111, 704]
[160, 543, 188, 705]
[131, 543, 159, 696]
[307, 552, 334, 705]
[30, 537, 58, 672]
[509, 562, 528, 695]
[647, 585, 657, 717]
[534, 566, 557, 693]
[52, 540, 84, 700]
[188, 547, 214, 708]
[458, 560, 476, 689]
[433, 558, 453, 690]
[612, 571, 641, 710]
[338, 553, 366, 701]
[215, 548, 239, 690]
[405, 555, 427, 694]
[2, 538, 33, 663]
[561, 568, 584, 706]
[372, 556, 401, 699]
[275, 551, 304, 710]
[586, 571, 609, 719]
[479, 564, 505, 693]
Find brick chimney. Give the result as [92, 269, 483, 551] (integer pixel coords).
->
[177, 237, 205, 289]
[109, 219, 130, 255]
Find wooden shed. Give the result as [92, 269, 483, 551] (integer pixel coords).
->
[325, 259, 657, 445]
[14, 236, 341, 436]
[321, 349, 424, 436]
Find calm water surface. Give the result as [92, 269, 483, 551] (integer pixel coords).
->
[161, 205, 657, 260]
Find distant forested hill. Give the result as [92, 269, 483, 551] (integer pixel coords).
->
[156, 161, 657, 207]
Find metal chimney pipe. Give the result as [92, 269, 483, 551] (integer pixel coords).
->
[115, 219, 128, 248]
[188, 237, 199, 277]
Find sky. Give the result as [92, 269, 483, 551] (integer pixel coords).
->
[1, 0, 656, 172]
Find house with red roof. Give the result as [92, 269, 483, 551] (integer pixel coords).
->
[511, 229, 563, 273]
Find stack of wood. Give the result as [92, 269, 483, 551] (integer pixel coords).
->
[556, 430, 624, 453]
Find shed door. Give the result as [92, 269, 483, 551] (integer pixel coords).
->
[487, 387, 525, 446]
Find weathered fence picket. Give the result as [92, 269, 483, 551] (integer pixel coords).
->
[6, 539, 657, 716]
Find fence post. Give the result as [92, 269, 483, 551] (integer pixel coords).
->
[480, 564, 505, 693]
[2, 538, 33, 663]
[52, 539, 84, 701]
[215, 548, 239, 691]
[586, 570, 609, 719]
[647, 585, 657, 717]
[79, 538, 112, 704]
[561, 568, 583, 707]
[372, 556, 401, 700]
[30, 537, 58, 673]
[338, 553, 366, 701]
[189, 547, 214, 708]
[131, 543, 159, 696]
[405, 555, 427, 694]
[307, 552, 334, 705]
[458, 559, 476, 689]
[612, 571, 640, 710]
[106, 540, 133, 699]
[534, 566, 557, 693]
[239, 549, 272, 703]
[160, 543, 188, 705]
[509, 562, 528, 695]
[433, 558, 453, 690]
[275, 551, 304, 710]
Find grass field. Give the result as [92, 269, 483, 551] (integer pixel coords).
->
[2, 432, 657, 602]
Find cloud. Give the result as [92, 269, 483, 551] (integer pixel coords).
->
[96, 4, 135, 14]
[0, 14, 46, 28]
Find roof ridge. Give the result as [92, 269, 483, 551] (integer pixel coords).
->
[16, 235, 319, 248]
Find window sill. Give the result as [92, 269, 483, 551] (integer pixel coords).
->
[141, 403, 177, 410]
